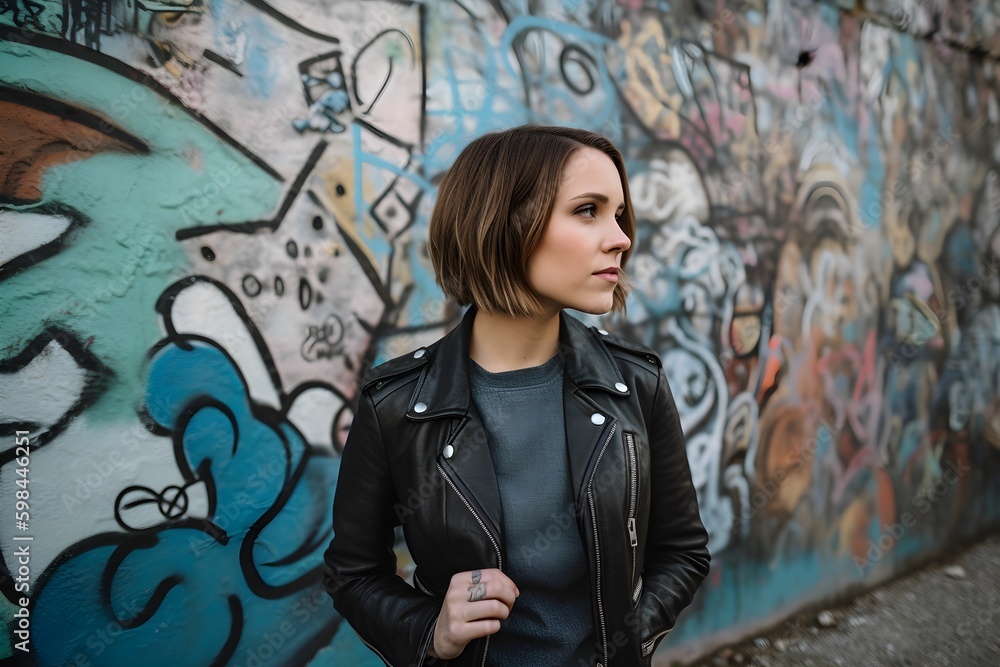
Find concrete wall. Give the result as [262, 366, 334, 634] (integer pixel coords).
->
[2, 1, 999, 665]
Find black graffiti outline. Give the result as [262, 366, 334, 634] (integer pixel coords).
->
[149, 276, 345, 596]
[203, 48, 243, 77]
[0, 27, 283, 182]
[15, 276, 350, 662]
[0, 0, 47, 31]
[0, 84, 148, 157]
[0, 332, 113, 606]
[0, 85, 150, 282]
[0, 201, 89, 283]
[175, 141, 327, 241]
[0, 327, 113, 458]
[23, 529, 243, 665]
[242, 0, 341, 45]
[285, 380, 354, 455]
[152, 276, 287, 396]
[351, 28, 416, 115]
[301, 313, 345, 361]
[115, 482, 194, 524]
[296, 49, 352, 135]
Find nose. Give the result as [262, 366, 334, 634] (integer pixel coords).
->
[603, 217, 631, 254]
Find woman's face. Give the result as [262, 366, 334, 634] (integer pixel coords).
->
[526, 147, 631, 316]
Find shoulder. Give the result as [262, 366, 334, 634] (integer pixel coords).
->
[599, 328, 661, 367]
[360, 343, 435, 399]
[586, 321, 662, 378]
[560, 312, 662, 381]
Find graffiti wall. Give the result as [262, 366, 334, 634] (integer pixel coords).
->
[2, 0, 999, 664]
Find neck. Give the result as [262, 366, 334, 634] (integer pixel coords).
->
[469, 307, 561, 373]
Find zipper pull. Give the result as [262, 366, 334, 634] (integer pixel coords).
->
[628, 517, 637, 547]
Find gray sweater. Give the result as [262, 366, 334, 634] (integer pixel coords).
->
[470, 354, 595, 666]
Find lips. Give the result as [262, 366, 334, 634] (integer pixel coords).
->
[593, 267, 619, 282]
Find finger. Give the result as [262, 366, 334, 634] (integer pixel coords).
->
[450, 569, 518, 606]
[483, 569, 519, 598]
[460, 599, 511, 623]
[467, 582, 487, 602]
[462, 585, 516, 612]
[470, 572, 518, 608]
[461, 568, 494, 585]
[441, 616, 501, 651]
[457, 618, 503, 641]
[487, 584, 518, 609]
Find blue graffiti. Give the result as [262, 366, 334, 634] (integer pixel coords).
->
[30, 338, 344, 666]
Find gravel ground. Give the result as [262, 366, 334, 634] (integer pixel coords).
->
[690, 533, 1000, 667]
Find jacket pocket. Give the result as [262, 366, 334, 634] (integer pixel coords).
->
[642, 627, 670, 657]
[413, 569, 433, 596]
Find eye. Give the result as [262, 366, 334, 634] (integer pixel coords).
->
[575, 204, 598, 218]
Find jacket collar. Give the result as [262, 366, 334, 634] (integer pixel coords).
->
[406, 305, 628, 420]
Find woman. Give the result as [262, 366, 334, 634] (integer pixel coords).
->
[324, 125, 710, 667]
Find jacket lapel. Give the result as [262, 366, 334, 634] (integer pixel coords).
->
[404, 307, 630, 549]
[438, 408, 505, 544]
[563, 378, 616, 508]
[407, 307, 505, 543]
[558, 312, 630, 503]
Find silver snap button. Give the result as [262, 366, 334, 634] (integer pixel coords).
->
[598, 329, 608, 335]
[414, 402, 427, 413]
[615, 382, 627, 392]
[413, 349, 425, 359]
[443, 445, 454, 459]
[591, 413, 606, 425]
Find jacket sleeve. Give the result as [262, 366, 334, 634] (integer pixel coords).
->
[637, 365, 711, 657]
[323, 389, 441, 667]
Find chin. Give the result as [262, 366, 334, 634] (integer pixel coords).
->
[572, 300, 615, 316]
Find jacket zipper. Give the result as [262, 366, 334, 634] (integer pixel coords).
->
[624, 431, 639, 604]
[642, 627, 671, 656]
[587, 422, 616, 667]
[438, 462, 502, 667]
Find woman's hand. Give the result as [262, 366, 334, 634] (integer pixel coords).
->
[428, 568, 519, 660]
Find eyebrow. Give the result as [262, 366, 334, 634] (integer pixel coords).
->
[569, 192, 626, 209]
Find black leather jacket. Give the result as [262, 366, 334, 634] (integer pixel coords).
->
[324, 307, 710, 666]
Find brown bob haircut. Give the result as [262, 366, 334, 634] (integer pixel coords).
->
[428, 124, 636, 317]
